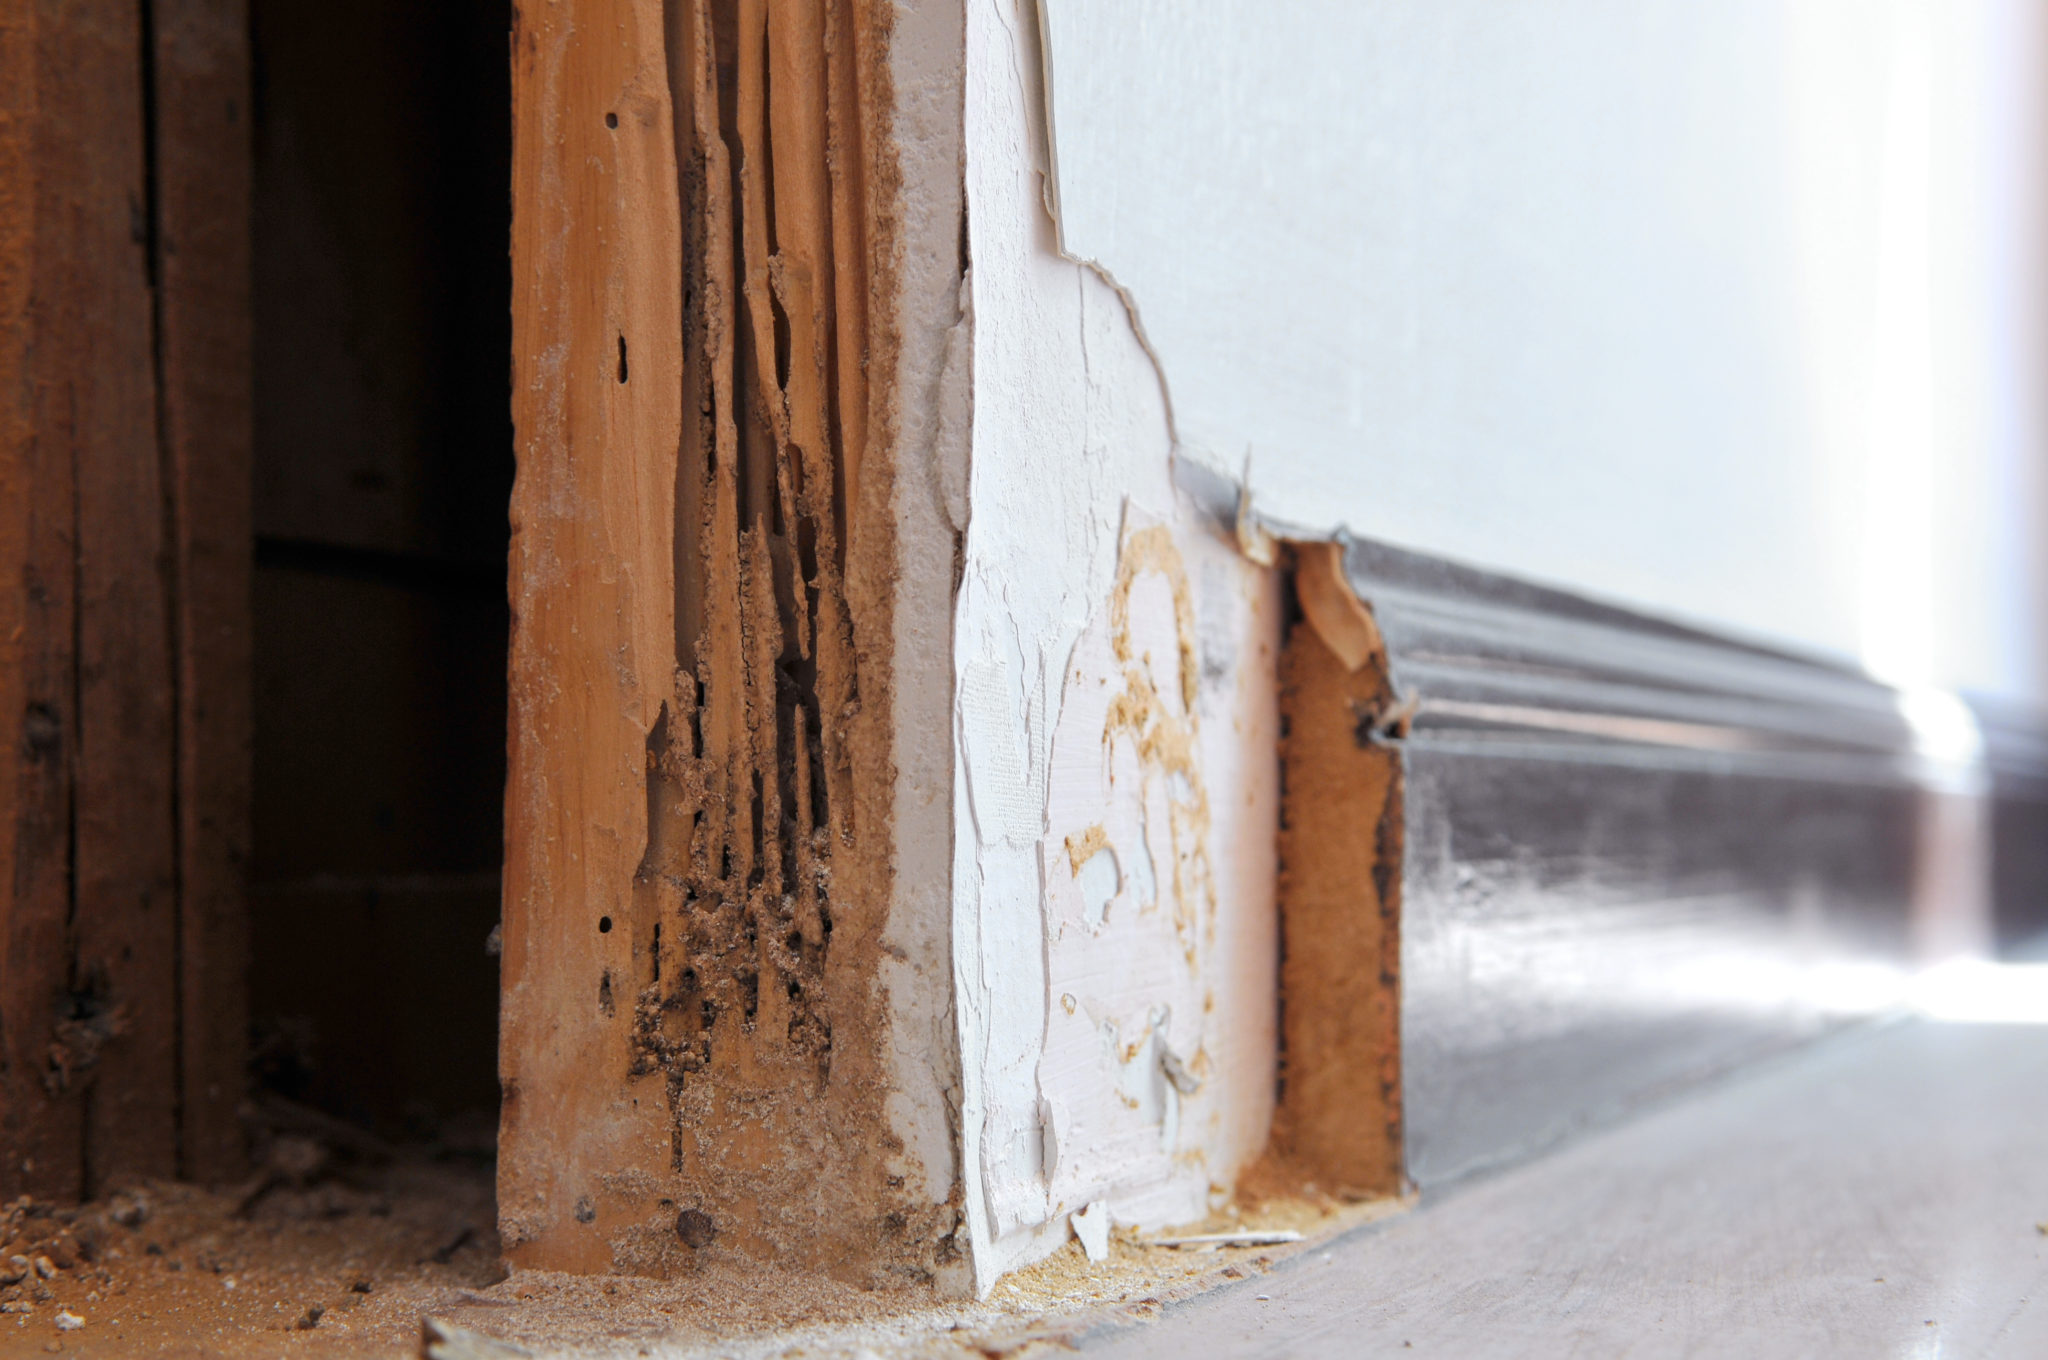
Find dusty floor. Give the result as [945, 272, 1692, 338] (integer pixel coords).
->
[0, 1120, 1400, 1360]
[0, 1121, 502, 1358]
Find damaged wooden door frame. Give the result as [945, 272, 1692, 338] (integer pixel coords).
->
[498, 0, 967, 1286]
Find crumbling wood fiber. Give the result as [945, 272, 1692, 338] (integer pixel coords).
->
[1263, 549, 1405, 1200]
[502, 0, 956, 1285]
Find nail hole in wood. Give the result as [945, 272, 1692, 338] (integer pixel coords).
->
[675, 1209, 716, 1249]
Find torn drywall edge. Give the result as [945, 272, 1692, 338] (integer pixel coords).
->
[931, 272, 974, 533]
[1031, 0, 1359, 584]
[1026, 0, 1180, 456]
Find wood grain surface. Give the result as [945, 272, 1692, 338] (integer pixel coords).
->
[1265, 597, 1404, 1200]
[151, 0, 252, 1186]
[0, 0, 250, 1197]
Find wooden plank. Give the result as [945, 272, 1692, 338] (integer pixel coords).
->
[150, 0, 252, 1186]
[0, 0, 87, 1201]
[0, 0, 178, 1199]
[65, 0, 182, 1191]
[1266, 581, 1405, 1200]
[500, 0, 691, 1273]
[502, 0, 961, 1282]
[0, 0, 250, 1199]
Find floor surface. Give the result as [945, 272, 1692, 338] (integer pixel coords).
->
[1076, 1016, 2048, 1358]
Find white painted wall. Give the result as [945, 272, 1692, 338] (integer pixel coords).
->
[1035, 0, 2048, 702]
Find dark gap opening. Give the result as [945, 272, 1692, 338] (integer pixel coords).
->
[667, 0, 707, 674]
[248, 0, 510, 1175]
[756, 16, 790, 399]
[774, 665, 801, 896]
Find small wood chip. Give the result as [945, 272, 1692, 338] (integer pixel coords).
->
[421, 1316, 533, 1359]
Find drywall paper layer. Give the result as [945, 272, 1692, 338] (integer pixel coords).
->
[957, 0, 1279, 1294]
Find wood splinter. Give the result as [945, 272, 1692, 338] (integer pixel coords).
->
[1291, 541, 1381, 672]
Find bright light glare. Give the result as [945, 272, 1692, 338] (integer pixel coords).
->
[1909, 957, 2048, 1024]
[1654, 953, 2048, 1025]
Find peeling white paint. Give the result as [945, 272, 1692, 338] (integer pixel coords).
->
[1071, 1200, 1112, 1262]
[956, 0, 1281, 1295]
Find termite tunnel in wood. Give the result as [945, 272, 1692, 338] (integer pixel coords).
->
[626, 0, 867, 1151]
[1264, 543, 1407, 1201]
[500, 0, 958, 1282]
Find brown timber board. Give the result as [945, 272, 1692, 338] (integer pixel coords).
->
[0, 0, 88, 1199]
[150, 0, 253, 1186]
[1267, 572, 1406, 1200]
[502, 0, 957, 1284]
[0, 0, 250, 1197]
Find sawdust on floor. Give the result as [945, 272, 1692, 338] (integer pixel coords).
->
[0, 1165, 1405, 1359]
[0, 1155, 499, 1359]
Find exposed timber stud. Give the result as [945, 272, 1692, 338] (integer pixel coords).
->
[0, 0, 252, 1197]
[502, 0, 963, 1283]
[1267, 547, 1406, 1200]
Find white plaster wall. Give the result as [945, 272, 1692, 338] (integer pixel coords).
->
[1035, 0, 2048, 702]
[955, 0, 1280, 1294]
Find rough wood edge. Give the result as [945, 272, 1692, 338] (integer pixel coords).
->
[500, 0, 962, 1286]
[1262, 560, 1405, 1199]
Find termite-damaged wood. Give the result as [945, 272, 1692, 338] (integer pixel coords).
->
[502, 0, 957, 1283]
[1263, 557, 1405, 1200]
[0, 0, 252, 1199]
